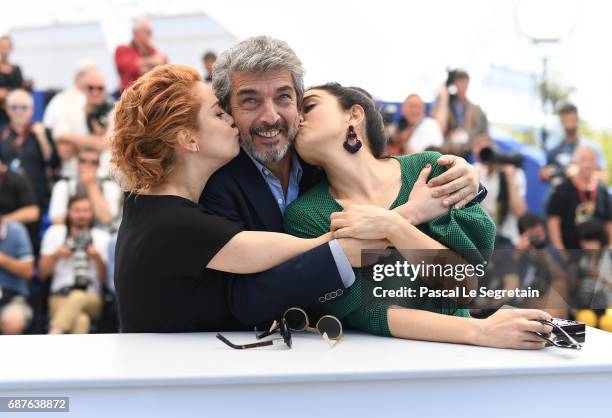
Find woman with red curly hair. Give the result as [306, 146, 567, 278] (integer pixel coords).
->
[111, 64, 342, 332]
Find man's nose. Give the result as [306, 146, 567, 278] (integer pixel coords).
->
[259, 99, 281, 125]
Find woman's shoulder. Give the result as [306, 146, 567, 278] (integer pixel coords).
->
[286, 180, 333, 213]
[394, 151, 446, 181]
[395, 151, 442, 169]
[284, 181, 335, 238]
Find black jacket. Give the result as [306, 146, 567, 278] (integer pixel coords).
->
[199, 149, 345, 326]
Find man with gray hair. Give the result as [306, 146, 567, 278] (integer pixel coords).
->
[200, 36, 485, 327]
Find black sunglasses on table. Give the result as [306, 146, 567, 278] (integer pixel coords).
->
[217, 307, 343, 350]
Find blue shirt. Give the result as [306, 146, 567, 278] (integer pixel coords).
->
[0, 221, 33, 297]
[247, 150, 355, 287]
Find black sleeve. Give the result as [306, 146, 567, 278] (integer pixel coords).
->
[184, 210, 242, 274]
[201, 175, 346, 326]
[14, 173, 37, 208]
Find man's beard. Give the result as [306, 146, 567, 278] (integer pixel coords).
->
[241, 119, 299, 163]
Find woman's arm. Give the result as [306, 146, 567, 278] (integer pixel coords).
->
[332, 205, 446, 250]
[207, 231, 334, 274]
[387, 307, 553, 350]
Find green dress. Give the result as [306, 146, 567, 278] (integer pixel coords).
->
[283, 152, 496, 336]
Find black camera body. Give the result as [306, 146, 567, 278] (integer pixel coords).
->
[86, 100, 114, 132]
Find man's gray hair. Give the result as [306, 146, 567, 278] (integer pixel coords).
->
[212, 36, 305, 112]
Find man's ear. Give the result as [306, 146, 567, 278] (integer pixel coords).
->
[176, 129, 199, 153]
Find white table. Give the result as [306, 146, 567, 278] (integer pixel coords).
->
[1, 328, 611, 417]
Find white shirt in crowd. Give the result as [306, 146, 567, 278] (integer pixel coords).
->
[48, 178, 122, 224]
[408, 117, 444, 152]
[40, 225, 110, 294]
[42, 87, 112, 179]
[475, 162, 527, 245]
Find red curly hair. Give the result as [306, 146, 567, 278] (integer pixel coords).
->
[111, 64, 202, 192]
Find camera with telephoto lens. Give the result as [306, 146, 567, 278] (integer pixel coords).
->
[479, 147, 524, 168]
[66, 230, 93, 291]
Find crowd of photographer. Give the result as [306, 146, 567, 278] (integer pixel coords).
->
[385, 69, 611, 329]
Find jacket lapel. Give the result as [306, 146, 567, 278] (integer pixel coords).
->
[231, 149, 284, 232]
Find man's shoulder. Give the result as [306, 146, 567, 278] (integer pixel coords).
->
[115, 44, 135, 53]
[206, 149, 259, 189]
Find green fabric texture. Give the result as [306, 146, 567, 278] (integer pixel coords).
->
[283, 151, 496, 336]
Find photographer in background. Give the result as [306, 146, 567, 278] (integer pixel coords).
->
[540, 104, 607, 187]
[387, 93, 443, 155]
[0, 216, 34, 334]
[38, 195, 110, 334]
[547, 145, 612, 252]
[201, 51, 216, 84]
[472, 134, 527, 245]
[52, 69, 114, 179]
[513, 213, 569, 318]
[571, 220, 610, 317]
[114, 18, 167, 92]
[1, 89, 53, 210]
[48, 148, 121, 228]
[430, 69, 488, 157]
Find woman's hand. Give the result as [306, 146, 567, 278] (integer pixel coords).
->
[429, 155, 480, 209]
[474, 308, 553, 349]
[331, 205, 405, 240]
[397, 163, 447, 225]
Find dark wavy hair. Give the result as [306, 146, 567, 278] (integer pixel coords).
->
[307, 82, 387, 158]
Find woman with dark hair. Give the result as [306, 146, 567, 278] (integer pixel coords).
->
[284, 83, 554, 349]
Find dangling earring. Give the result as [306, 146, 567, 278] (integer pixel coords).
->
[343, 125, 362, 154]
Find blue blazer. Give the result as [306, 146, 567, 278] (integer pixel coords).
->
[200, 149, 345, 327]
